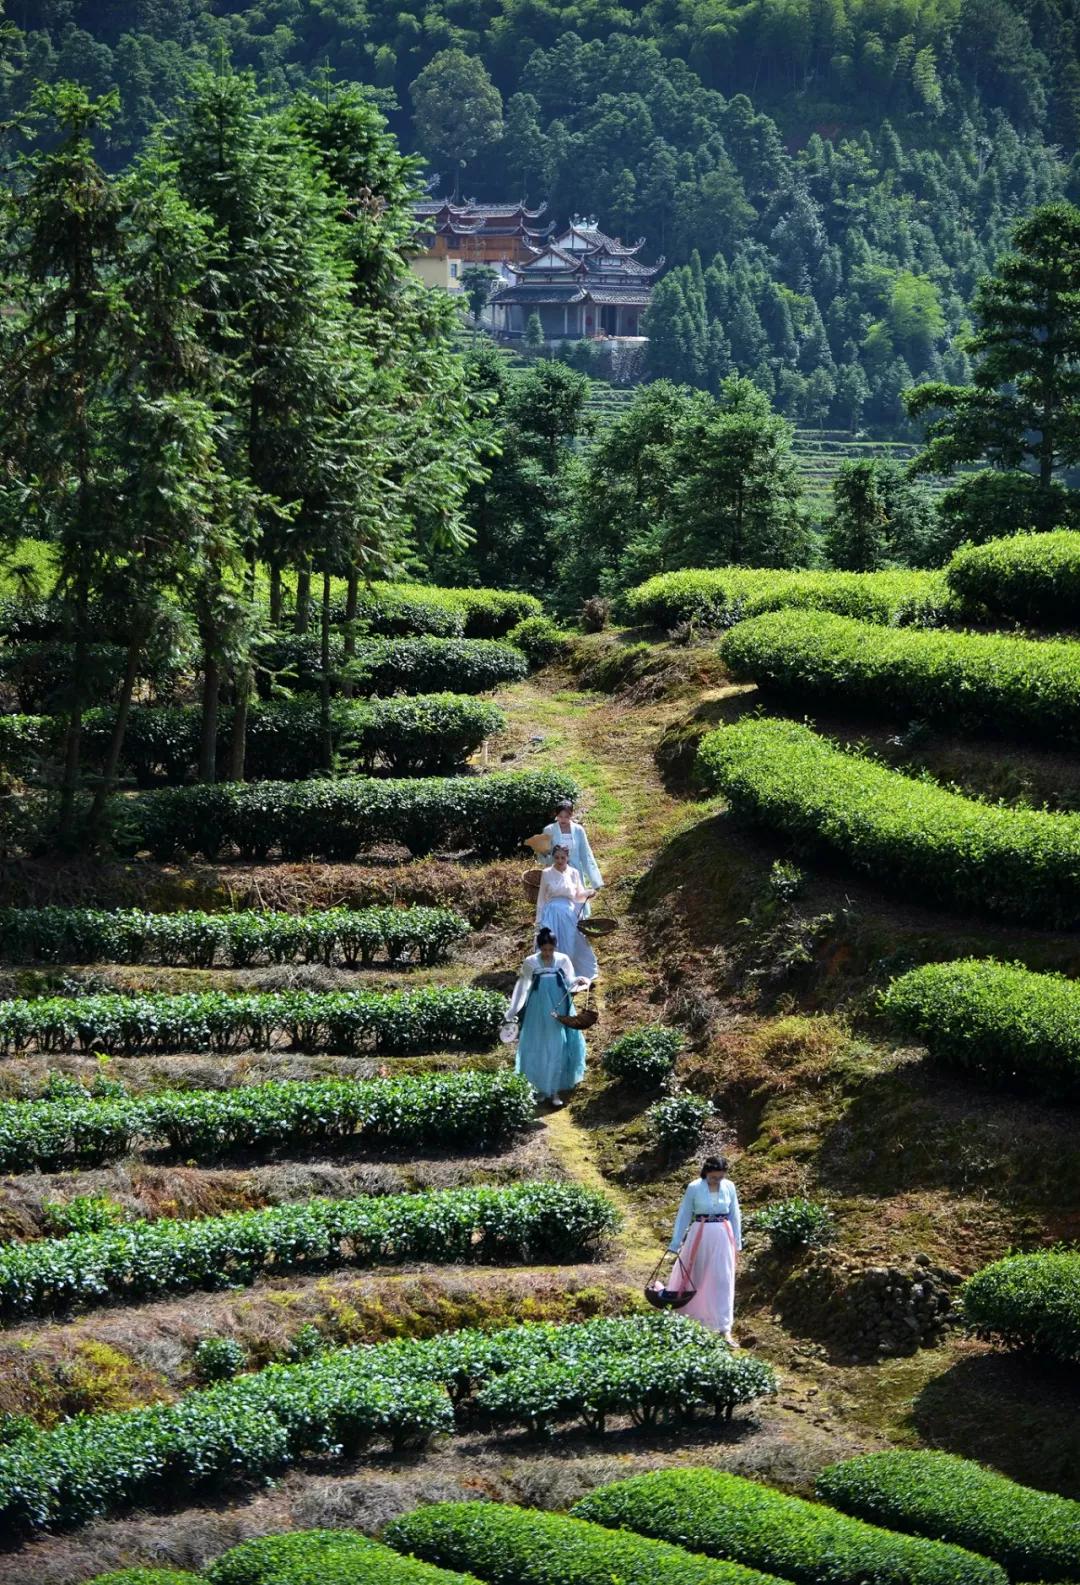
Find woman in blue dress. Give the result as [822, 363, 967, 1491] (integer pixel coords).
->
[533, 843, 599, 982]
[506, 927, 589, 1108]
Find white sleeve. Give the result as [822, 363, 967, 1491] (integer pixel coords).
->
[578, 826, 603, 888]
[729, 1181, 742, 1251]
[507, 958, 534, 1019]
[534, 869, 550, 927]
[669, 1182, 697, 1253]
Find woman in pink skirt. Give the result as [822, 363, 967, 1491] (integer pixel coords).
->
[666, 1155, 742, 1343]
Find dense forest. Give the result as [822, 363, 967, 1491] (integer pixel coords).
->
[4, 0, 1078, 429]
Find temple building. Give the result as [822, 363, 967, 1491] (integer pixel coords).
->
[489, 219, 663, 341]
[410, 199, 556, 291]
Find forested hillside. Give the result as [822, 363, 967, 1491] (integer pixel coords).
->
[5, 0, 1078, 429]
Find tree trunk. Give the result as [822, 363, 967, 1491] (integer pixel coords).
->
[57, 573, 89, 844]
[320, 567, 334, 772]
[295, 565, 311, 634]
[198, 655, 220, 783]
[269, 560, 283, 626]
[225, 551, 258, 783]
[342, 564, 359, 699]
[88, 616, 150, 834]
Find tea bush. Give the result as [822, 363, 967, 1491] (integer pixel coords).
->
[961, 1250, 1080, 1361]
[0, 985, 505, 1057]
[817, 1451, 1080, 1582]
[450, 588, 543, 638]
[621, 568, 950, 631]
[0, 1180, 619, 1319]
[881, 958, 1080, 1097]
[208, 1529, 479, 1585]
[648, 1092, 714, 1152]
[0, 1069, 534, 1172]
[0, 903, 469, 969]
[86, 1574, 204, 1585]
[385, 1502, 785, 1585]
[254, 635, 527, 697]
[754, 1198, 836, 1253]
[126, 768, 576, 861]
[697, 718, 1080, 928]
[720, 610, 1080, 745]
[193, 1337, 247, 1383]
[573, 1468, 1007, 1585]
[506, 615, 572, 667]
[946, 530, 1080, 628]
[602, 1025, 685, 1087]
[0, 1313, 771, 1533]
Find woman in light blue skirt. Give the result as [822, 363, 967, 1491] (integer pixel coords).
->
[506, 927, 588, 1107]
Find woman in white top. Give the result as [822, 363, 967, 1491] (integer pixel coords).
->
[506, 927, 589, 1106]
[665, 1154, 742, 1342]
[534, 843, 598, 982]
[540, 801, 603, 918]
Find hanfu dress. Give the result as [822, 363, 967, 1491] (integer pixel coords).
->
[534, 863, 598, 981]
[507, 950, 588, 1099]
[667, 1178, 743, 1334]
[541, 820, 603, 918]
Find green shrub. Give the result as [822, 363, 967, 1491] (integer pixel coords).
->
[208, 1529, 480, 1585]
[0, 1069, 534, 1173]
[85, 1573, 205, 1585]
[697, 718, 1080, 928]
[961, 1250, 1080, 1361]
[254, 635, 526, 697]
[881, 958, 1080, 1097]
[0, 904, 469, 969]
[334, 582, 468, 637]
[126, 768, 576, 862]
[0, 985, 505, 1058]
[816, 1451, 1080, 1582]
[947, 530, 1080, 627]
[0, 1312, 754, 1534]
[451, 588, 543, 638]
[507, 615, 572, 667]
[648, 1092, 714, 1152]
[720, 609, 1080, 745]
[754, 1198, 835, 1253]
[41, 1193, 125, 1236]
[385, 1502, 786, 1585]
[193, 1336, 247, 1383]
[602, 1025, 685, 1087]
[572, 1468, 1007, 1585]
[0, 1181, 619, 1320]
[0, 640, 185, 712]
[621, 568, 951, 631]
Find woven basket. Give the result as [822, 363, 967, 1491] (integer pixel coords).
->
[578, 915, 617, 938]
[522, 866, 543, 901]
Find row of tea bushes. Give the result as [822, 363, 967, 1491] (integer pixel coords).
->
[817, 1451, 1080, 1582]
[124, 768, 577, 862]
[571, 1467, 1005, 1585]
[719, 610, 1080, 746]
[0, 1181, 619, 1319]
[697, 719, 1080, 929]
[946, 530, 1080, 629]
[209, 1531, 477, 1585]
[620, 568, 951, 632]
[881, 958, 1080, 1097]
[0, 1069, 534, 1172]
[253, 635, 527, 698]
[0, 904, 469, 968]
[1, 696, 505, 784]
[386, 1503, 784, 1585]
[326, 582, 542, 639]
[0, 1313, 773, 1532]
[961, 1249, 1080, 1363]
[0, 985, 505, 1056]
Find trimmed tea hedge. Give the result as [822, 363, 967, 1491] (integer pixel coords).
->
[697, 718, 1080, 928]
[254, 635, 527, 698]
[881, 958, 1080, 1097]
[601, 1025, 685, 1087]
[0, 904, 469, 968]
[325, 583, 541, 639]
[961, 1250, 1080, 1361]
[0, 1313, 771, 1533]
[0, 1181, 619, 1318]
[0, 1069, 535, 1172]
[0, 985, 505, 1056]
[817, 1451, 1080, 1582]
[208, 1530, 480, 1585]
[621, 568, 950, 631]
[385, 1503, 785, 1585]
[719, 609, 1080, 745]
[126, 768, 577, 861]
[572, 1468, 1007, 1585]
[946, 530, 1080, 628]
[86, 1574, 203, 1585]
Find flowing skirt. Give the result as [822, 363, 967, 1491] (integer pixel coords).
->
[537, 896, 598, 981]
[669, 1219, 737, 1333]
[515, 971, 587, 1099]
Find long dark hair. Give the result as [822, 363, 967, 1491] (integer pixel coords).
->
[700, 1155, 728, 1178]
[536, 927, 557, 950]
